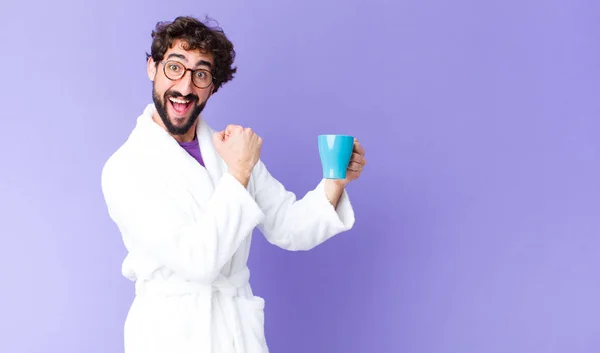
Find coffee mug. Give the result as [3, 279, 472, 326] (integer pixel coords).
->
[318, 134, 354, 179]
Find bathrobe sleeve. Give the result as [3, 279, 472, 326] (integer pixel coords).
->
[101, 159, 265, 284]
[251, 160, 355, 250]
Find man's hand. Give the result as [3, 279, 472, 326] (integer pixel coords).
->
[335, 138, 366, 187]
[213, 125, 263, 187]
[325, 138, 366, 207]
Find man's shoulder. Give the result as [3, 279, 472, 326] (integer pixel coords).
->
[104, 135, 156, 170]
[101, 104, 162, 190]
[101, 129, 153, 183]
[101, 142, 134, 189]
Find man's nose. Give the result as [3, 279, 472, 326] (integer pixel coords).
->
[173, 70, 194, 96]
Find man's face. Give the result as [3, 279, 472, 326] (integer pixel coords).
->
[148, 39, 214, 136]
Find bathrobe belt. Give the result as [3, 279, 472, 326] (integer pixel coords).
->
[134, 267, 250, 296]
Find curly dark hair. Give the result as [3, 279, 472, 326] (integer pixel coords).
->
[146, 16, 237, 93]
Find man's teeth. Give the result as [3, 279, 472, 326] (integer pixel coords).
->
[169, 97, 189, 104]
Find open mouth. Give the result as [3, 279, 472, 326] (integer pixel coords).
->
[168, 96, 193, 115]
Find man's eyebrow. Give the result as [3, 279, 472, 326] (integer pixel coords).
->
[165, 54, 212, 69]
[166, 53, 187, 61]
[196, 59, 212, 69]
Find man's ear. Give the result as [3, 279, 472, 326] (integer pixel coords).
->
[147, 57, 157, 81]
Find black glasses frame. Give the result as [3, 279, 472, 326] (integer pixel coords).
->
[161, 60, 214, 89]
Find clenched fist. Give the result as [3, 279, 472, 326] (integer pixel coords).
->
[213, 124, 262, 187]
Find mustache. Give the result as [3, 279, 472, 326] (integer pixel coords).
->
[165, 90, 199, 103]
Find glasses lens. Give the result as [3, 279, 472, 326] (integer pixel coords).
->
[193, 70, 212, 88]
[164, 61, 184, 80]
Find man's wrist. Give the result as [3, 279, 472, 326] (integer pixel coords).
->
[229, 168, 251, 187]
[324, 179, 345, 208]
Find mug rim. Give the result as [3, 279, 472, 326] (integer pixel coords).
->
[318, 134, 354, 138]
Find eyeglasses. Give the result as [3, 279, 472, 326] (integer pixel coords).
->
[161, 60, 214, 89]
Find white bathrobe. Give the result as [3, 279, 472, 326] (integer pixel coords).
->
[101, 104, 355, 353]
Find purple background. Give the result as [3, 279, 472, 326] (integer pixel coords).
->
[2, 0, 600, 352]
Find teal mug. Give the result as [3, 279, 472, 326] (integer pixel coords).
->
[318, 134, 354, 179]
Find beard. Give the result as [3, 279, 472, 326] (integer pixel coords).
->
[152, 86, 207, 136]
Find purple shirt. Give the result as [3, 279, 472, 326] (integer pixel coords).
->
[178, 137, 205, 167]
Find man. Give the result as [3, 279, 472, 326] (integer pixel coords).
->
[101, 15, 366, 353]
